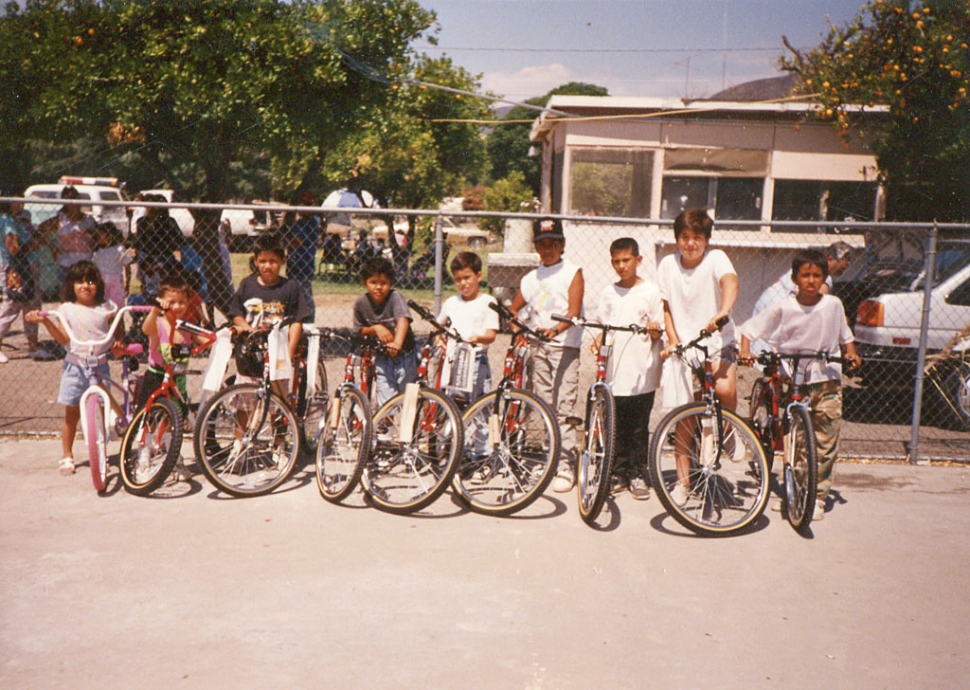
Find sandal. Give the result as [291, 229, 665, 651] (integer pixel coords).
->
[58, 457, 76, 475]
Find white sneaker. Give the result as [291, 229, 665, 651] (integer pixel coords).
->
[814, 498, 827, 521]
[670, 483, 689, 506]
[0, 351, 8, 364]
[551, 468, 575, 493]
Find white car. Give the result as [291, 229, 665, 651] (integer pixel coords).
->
[852, 239, 970, 428]
[24, 176, 130, 235]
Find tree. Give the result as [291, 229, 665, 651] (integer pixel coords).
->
[486, 82, 608, 196]
[781, 0, 970, 221]
[478, 171, 533, 235]
[0, 0, 442, 202]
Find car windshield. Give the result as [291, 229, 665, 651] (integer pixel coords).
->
[916, 243, 970, 290]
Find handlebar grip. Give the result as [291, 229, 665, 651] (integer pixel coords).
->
[550, 314, 572, 324]
[129, 305, 153, 313]
[407, 299, 435, 320]
[714, 315, 729, 330]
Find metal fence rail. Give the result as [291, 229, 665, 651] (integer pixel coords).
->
[1, 197, 967, 463]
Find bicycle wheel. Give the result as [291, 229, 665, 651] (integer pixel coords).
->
[747, 378, 775, 472]
[85, 394, 108, 492]
[648, 403, 769, 536]
[316, 385, 372, 503]
[119, 397, 183, 496]
[577, 386, 615, 525]
[456, 388, 560, 517]
[363, 386, 463, 514]
[784, 404, 818, 530]
[298, 353, 329, 454]
[193, 383, 301, 497]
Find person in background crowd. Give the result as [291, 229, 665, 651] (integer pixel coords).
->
[1, 203, 44, 361]
[284, 193, 321, 323]
[91, 222, 132, 310]
[130, 194, 183, 296]
[38, 185, 95, 282]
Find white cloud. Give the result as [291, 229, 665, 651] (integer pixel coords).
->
[480, 64, 575, 101]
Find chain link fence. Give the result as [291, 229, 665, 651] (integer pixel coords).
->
[1, 195, 967, 462]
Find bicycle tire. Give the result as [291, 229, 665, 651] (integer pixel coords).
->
[455, 388, 560, 517]
[85, 395, 108, 492]
[747, 378, 775, 472]
[193, 383, 300, 498]
[363, 387, 463, 514]
[784, 404, 818, 531]
[577, 386, 615, 524]
[298, 352, 329, 454]
[648, 403, 769, 536]
[119, 397, 183, 496]
[316, 385, 372, 503]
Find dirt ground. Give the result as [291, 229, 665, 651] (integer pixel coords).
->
[1, 438, 968, 690]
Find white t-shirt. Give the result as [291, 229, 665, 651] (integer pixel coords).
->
[58, 300, 118, 356]
[753, 270, 834, 316]
[519, 259, 583, 348]
[657, 248, 737, 353]
[597, 280, 663, 397]
[437, 292, 499, 353]
[93, 245, 132, 278]
[739, 294, 854, 384]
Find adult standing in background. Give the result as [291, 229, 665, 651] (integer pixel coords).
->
[38, 185, 95, 282]
[285, 193, 321, 322]
[130, 194, 183, 295]
[192, 213, 235, 324]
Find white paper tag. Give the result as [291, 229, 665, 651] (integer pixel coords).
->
[488, 412, 501, 446]
[202, 329, 233, 392]
[398, 382, 421, 444]
[268, 324, 293, 382]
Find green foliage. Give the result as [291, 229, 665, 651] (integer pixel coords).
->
[570, 162, 632, 216]
[781, 0, 970, 221]
[478, 171, 533, 235]
[486, 82, 608, 196]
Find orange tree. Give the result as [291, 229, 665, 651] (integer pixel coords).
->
[781, 0, 970, 221]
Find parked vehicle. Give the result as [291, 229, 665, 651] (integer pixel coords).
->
[850, 238, 970, 428]
[219, 201, 287, 252]
[24, 176, 129, 235]
[137, 189, 195, 237]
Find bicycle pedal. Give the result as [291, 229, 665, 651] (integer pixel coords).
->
[565, 416, 583, 427]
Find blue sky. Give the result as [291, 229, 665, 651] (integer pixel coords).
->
[414, 0, 869, 101]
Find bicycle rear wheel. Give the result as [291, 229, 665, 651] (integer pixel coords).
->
[648, 403, 769, 536]
[193, 383, 300, 497]
[784, 404, 818, 530]
[747, 378, 775, 472]
[456, 388, 560, 517]
[316, 385, 371, 503]
[120, 397, 183, 496]
[577, 386, 615, 525]
[363, 387, 463, 514]
[85, 395, 108, 492]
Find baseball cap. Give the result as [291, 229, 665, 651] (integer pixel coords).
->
[532, 218, 565, 241]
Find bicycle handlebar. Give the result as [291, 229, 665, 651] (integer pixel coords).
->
[755, 351, 854, 368]
[407, 299, 465, 342]
[488, 301, 551, 343]
[39, 305, 152, 349]
[672, 315, 729, 358]
[550, 313, 659, 336]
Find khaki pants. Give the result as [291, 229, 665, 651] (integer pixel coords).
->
[530, 343, 580, 474]
[798, 380, 843, 501]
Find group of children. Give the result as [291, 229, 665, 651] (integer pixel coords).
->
[33, 209, 861, 521]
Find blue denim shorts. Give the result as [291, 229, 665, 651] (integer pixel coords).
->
[58, 360, 108, 406]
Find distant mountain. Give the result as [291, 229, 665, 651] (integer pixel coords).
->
[709, 74, 799, 102]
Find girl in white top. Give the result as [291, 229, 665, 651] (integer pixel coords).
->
[91, 223, 132, 309]
[657, 208, 739, 410]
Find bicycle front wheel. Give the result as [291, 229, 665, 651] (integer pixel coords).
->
[456, 388, 560, 517]
[363, 387, 463, 514]
[577, 386, 615, 525]
[648, 403, 769, 536]
[747, 377, 775, 472]
[784, 404, 818, 531]
[85, 395, 108, 492]
[316, 385, 371, 503]
[298, 353, 329, 454]
[120, 397, 183, 496]
[193, 383, 300, 497]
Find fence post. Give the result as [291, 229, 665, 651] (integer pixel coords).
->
[433, 214, 444, 315]
[906, 222, 939, 465]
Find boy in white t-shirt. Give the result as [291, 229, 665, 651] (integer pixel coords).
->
[510, 218, 584, 493]
[437, 252, 499, 400]
[595, 238, 663, 500]
[739, 249, 861, 521]
[657, 208, 739, 505]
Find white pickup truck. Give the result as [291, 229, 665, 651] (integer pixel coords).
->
[852, 239, 970, 428]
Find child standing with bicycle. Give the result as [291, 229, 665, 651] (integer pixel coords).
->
[26, 261, 125, 474]
[138, 273, 197, 410]
[436, 252, 499, 401]
[738, 249, 861, 521]
[595, 238, 664, 500]
[510, 218, 584, 493]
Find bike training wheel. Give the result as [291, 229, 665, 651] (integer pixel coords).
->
[648, 402, 769, 537]
[577, 386, 615, 525]
[298, 350, 329, 454]
[456, 388, 560, 517]
[119, 397, 183, 496]
[85, 395, 108, 492]
[784, 404, 818, 531]
[363, 387, 463, 514]
[747, 378, 775, 472]
[316, 385, 372, 503]
[193, 383, 300, 498]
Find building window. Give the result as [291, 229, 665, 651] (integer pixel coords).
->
[772, 180, 878, 232]
[569, 149, 652, 217]
[661, 177, 762, 225]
